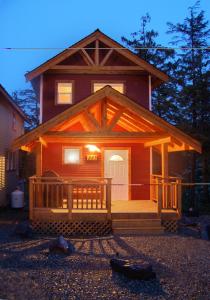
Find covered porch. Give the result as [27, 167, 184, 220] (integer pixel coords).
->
[12, 86, 201, 232]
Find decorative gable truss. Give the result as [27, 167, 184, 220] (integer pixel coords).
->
[12, 86, 201, 154]
[26, 30, 168, 86]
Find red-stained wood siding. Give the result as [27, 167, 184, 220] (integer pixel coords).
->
[42, 74, 149, 122]
[42, 143, 150, 200]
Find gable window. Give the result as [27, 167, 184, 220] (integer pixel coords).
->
[93, 82, 124, 94]
[63, 148, 81, 164]
[56, 82, 73, 104]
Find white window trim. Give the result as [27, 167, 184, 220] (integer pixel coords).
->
[93, 82, 125, 94]
[56, 81, 73, 105]
[63, 147, 81, 165]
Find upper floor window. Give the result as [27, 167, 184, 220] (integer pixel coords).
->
[93, 82, 124, 94]
[56, 82, 73, 104]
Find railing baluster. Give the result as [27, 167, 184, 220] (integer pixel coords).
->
[67, 181, 72, 220]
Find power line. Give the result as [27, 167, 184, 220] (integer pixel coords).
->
[0, 47, 209, 51]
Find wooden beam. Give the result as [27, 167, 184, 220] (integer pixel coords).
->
[45, 131, 168, 139]
[35, 142, 42, 176]
[101, 99, 107, 128]
[106, 108, 124, 131]
[81, 49, 95, 65]
[47, 68, 146, 75]
[144, 137, 171, 147]
[84, 111, 100, 131]
[161, 143, 168, 209]
[161, 143, 168, 179]
[100, 49, 113, 66]
[50, 65, 144, 71]
[39, 137, 47, 147]
[95, 40, 99, 65]
[44, 136, 166, 144]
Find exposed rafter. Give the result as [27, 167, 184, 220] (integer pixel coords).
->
[80, 49, 94, 65]
[100, 49, 113, 66]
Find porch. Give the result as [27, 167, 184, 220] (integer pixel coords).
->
[29, 175, 181, 222]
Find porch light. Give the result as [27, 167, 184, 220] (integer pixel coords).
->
[85, 144, 100, 153]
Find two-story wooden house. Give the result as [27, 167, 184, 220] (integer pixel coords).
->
[13, 30, 201, 234]
[0, 84, 25, 207]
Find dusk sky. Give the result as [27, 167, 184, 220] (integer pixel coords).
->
[0, 0, 209, 94]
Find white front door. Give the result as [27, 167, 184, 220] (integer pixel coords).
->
[104, 149, 129, 200]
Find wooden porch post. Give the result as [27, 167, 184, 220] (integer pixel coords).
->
[35, 142, 42, 176]
[29, 177, 34, 220]
[35, 142, 42, 207]
[106, 178, 112, 220]
[161, 143, 168, 209]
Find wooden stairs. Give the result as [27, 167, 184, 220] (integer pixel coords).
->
[112, 215, 164, 234]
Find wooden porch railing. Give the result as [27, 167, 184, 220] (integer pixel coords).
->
[29, 177, 112, 220]
[151, 174, 182, 215]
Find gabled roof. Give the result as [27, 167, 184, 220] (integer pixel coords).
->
[25, 29, 169, 84]
[12, 86, 201, 153]
[0, 84, 27, 120]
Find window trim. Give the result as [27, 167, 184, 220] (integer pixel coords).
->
[91, 80, 126, 94]
[62, 146, 82, 165]
[55, 80, 74, 105]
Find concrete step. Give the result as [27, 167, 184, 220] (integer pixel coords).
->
[112, 219, 162, 228]
[113, 227, 164, 235]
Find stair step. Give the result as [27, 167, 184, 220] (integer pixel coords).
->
[112, 213, 159, 219]
[113, 227, 164, 235]
[112, 219, 161, 228]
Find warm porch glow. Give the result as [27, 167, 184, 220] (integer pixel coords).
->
[85, 144, 100, 153]
[0, 156, 5, 190]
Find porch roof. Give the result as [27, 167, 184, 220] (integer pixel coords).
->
[12, 85, 201, 153]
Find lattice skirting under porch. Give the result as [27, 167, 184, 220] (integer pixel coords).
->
[162, 220, 178, 233]
[32, 220, 112, 236]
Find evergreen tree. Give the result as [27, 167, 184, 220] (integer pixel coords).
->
[122, 14, 178, 123]
[12, 88, 39, 130]
[167, 0, 210, 208]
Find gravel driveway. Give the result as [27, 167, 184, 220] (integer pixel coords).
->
[0, 224, 209, 300]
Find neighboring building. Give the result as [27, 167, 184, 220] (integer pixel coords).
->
[13, 30, 201, 234]
[0, 84, 26, 207]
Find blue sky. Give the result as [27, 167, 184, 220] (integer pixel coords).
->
[0, 0, 209, 94]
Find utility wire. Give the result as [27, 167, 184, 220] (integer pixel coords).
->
[0, 47, 209, 51]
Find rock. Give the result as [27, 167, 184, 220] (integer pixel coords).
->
[49, 236, 74, 254]
[14, 221, 33, 238]
[110, 258, 156, 280]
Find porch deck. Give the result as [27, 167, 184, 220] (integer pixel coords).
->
[30, 176, 181, 223]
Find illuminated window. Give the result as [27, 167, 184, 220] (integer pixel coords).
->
[0, 156, 5, 191]
[93, 83, 124, 94]
[56, 82, 73, 104]
[64, 148, 80, 164]
[109, 155, 124, 161]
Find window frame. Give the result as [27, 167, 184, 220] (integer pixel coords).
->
[92, 81, 126, 94]
[62, 147, 82, 165]
[55, 80, 74, 105]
